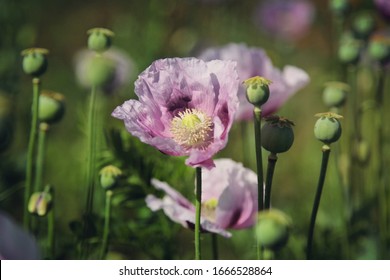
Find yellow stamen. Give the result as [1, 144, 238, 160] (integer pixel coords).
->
[170, 108, 213, 149]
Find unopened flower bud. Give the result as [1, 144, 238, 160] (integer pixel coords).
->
[352, 12, 375, 40]
[261, 116, 294, 154]
[368, 34, 390, 64]
[28, 189, 52, 216]
[87, 28, 114, 53]
[314, 112, 343, 144]
[99, 165, 122, 189]
[322, 81, 349, 108]
[21, 48, 49, 77]
[85, 55, 116, 87]
[243, 76, 271, 107]
[38, 90, 65, 124]
[338, 33, 361, 65]
[255, 209, 292, 251]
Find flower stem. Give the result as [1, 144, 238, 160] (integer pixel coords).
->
[375, 67, 388, 257]
[264, 153, 278, 209]
[47, 187, 55, 259]
[81, 84, 98, 258]
[100, 190, 113, 260]
[253, 106, 264, 210]
[195, 167, 202, 260]
[34, 123, 49, 192]
[253, 106, 264, 260]
[306, 145, 331, 260]
[24, 77, 41, 229]
[211, 233, 218, 260]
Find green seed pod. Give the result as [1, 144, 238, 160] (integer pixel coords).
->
[243, 76, 272, 107]
[352, 12, 375, 40]
[28, 190, 52, 217]
[85, 55, 116, 87]
[261, 116, 294, 154]
[314, 112, 343, 144]
[368, 34, 390, 64]
[322, 81, 350, 108]
[338, 32, 362, 65]
[329, 0, 349, 16]
[99, 165, 122, 189]
[21, 48, 49, 77]
[87, 28, 114, 53]
[38, 90, 65, 124]
[255, 209, 292, 251]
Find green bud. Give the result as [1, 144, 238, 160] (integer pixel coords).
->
[322, 81, 350, 108]
[368, 34, 390, 64]
[99, 165, 122, 189]
[352, 12, 375, 40]
[87, 28, 114, 53]
[243, 76, 272, 107]
[21, 48, 49, 77]
[28, 189, 52, 216]
[255, 209, 292, 251]
[314, 112, 343, 144]
[329, 0, 349, 16]
[261, 116, 294, 154]
[38, 90, 65, 124]
[85, 55, 116, 87]
[338, 32, 362, 65]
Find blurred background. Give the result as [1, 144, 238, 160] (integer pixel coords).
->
[1, 0, 389, 259]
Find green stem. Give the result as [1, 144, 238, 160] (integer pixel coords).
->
[264, 153, 278, 209]
[375, 67, 388, 257]
[195, 167, 202, 260]
[211, 233, 218, 260]
[253, 107, 264, 210]
[81, 84, 98, 258]
[253, 107, 264, 260]
[24, 77, 41, 229]
[47, 187, 55, 259]
[34, 123, 48, 192]
[306, 145, 331, 260]
[100, 190, 113, 260]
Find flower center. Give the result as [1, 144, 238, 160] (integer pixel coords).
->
[201, 198, 218, 222]
[170, 108, 213, 149]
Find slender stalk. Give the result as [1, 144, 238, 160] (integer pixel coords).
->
[264, 153, 278, 209]
[306, 145, 331, 260]
[195, 167, 202, 260]
[24, 77, 41, 229]
[47, 187, 55, 259]
[34, 123, 49, 192]
[375, 67, 388, 257]
[100, 190, 113, 259]
[253, 107, 264, 260]
[253, 107, 264, 210]
[81, 84, 98, 258]
[211, 233, 218, 260]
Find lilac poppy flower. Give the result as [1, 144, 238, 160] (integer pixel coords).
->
[374, 0, 390, 22]
[145, 158, 257, 237]
[74, 47, 136, 94]
[112, 58, 240, 169]
[198, 43, 309, 121]
[0, 211, 40, 259]
[253, 0, 315, 43]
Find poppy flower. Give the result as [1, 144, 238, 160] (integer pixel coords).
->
[145, 158, 258, 237]
[112, 58, 240, 169]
